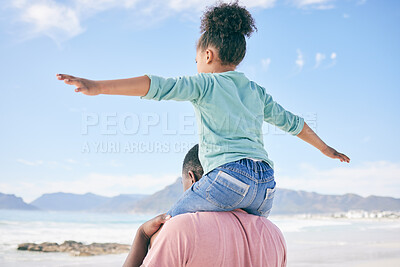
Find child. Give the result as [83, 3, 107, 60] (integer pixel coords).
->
[57, 2, 350, 218]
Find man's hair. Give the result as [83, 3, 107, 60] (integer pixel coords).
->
[182, 144, 204, 181]
[197, 1, 257, 66]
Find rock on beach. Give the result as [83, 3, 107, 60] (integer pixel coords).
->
[17, 240, 130, 256]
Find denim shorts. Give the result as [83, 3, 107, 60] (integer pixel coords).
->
[166, 158, 276, 218]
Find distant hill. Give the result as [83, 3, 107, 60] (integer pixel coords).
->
[29, 192, 148, 212]
[127, 178, 400, 215]
[0, 193, 38, 210]
[131, 178, 183, 214]
[5, 178, 400, 214]
[31, 192, 111, 211]
[272, 189, 400, 214]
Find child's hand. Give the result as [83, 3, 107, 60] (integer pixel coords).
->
[56, 74, 101, 96]
[321, 145, 350, 163]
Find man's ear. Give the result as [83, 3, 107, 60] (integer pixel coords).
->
[205, 49, 214, 64]
[188, 170, 197, 185]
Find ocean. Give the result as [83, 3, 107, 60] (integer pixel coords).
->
[0, 210, 399, 266]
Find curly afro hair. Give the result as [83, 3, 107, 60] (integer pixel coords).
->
[182, 144, 203, 182]
[197, 1, 257, 66]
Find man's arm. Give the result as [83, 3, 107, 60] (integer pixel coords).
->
[123, 214, 170, 267]
[123, 227, 150, 267]
[56, 74, 150, 96]
[141, 214, 194, 267]
[296, 122, 350, 163]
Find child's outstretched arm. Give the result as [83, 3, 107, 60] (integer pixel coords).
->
[297, 122, 350, 163]
[56, 74, 150, 96]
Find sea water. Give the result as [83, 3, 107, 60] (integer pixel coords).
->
[0, 210, 399, 266]
[0, 210, 152, 266]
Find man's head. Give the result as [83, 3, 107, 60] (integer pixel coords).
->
[182, 144, 204, 191]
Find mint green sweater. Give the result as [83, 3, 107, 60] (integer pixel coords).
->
[142, 71, 304, 174]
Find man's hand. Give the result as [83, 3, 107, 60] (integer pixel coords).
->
[320, 145, 350, 163]
[123, 213, 171, 267]
[140, 213, 171, 242]
[57, 74, 102, 96]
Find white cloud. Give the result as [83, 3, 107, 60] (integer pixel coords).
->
[167, 0, 214, 12]
[8, 0, 139, 43]
[12, 0, 84, 43]
[0, 172, 179, 202]
[6, 0, 277, 43]
[323, 52, 337, 68]
[75, 0, 277, 12]
[314, 52, 326, 68]
[167, 0, 276, 11]
[313, 4, 335, 10]
[295, 49, 304, 71]
[261, 58, 271, 71]
[293, 0, 335, 10]
[10, 0, 352, 44]
[343, 13, 350, 19]
[75, 0, 139, 11]
[241, 0, 277, 8]
[277, 160, 400, 198]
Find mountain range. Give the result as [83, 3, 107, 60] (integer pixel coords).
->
[0, 193, 38, 210]
[30, 192, 148, 212]
[1, 178, 400, 214]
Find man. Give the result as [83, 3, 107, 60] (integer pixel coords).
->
[123, 145, 287, 267]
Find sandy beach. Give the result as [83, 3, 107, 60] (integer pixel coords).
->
[353, 258, 400, 267]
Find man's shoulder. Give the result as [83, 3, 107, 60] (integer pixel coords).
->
[168, 210, 275, 230]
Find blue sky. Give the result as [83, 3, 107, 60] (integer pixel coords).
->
[1, 0, 399, 202]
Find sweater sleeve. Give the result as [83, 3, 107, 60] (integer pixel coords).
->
[141, 73, 211, 102]
[263, 92, 305, 136]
